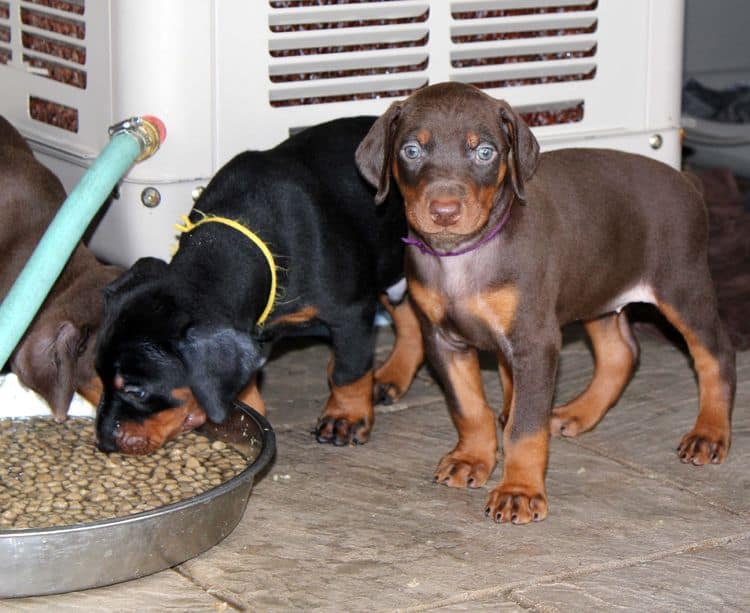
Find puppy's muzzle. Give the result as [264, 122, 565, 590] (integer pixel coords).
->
[95, 402, 207, 455]
[96, 428, 119, 453]
[95, 395, 120, 453]
[429, 197, 462, 227]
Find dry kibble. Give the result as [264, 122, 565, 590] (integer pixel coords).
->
[0, 417, 256, 530]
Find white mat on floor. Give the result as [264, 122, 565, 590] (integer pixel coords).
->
[0, 374, 96, 419]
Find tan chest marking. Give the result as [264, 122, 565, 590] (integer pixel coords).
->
[409, 279, 447, 325]
[465, 285, 519, 334]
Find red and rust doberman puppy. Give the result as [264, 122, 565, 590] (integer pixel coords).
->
[356, 82, 736, 524]
[0, 116, 122, 419]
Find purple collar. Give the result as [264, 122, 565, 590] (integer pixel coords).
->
[401, 201, 514, 257]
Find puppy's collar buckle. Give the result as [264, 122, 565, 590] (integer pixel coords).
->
[175, 212, 277, 326]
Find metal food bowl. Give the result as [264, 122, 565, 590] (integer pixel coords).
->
[0, 399, 275, 598]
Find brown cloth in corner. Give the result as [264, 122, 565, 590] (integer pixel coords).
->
[630, 166, 750, 351]
[700, 167, 750, 351]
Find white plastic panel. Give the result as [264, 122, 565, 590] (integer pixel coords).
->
[217, 0, 683, 163]
[0, 0, 685, 268]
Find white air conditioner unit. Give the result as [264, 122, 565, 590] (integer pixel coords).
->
[0, 0, 684, 267]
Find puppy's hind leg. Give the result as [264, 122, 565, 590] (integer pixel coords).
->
[315, 313, 377, 446]
[373, 294, 424, 404]
[656, 288, 735, 465]
[551, 312, 638, 437]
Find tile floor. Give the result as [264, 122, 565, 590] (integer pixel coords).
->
[5, 326, 749, 612]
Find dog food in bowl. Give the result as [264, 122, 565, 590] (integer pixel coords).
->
[0, 416, 257, 530]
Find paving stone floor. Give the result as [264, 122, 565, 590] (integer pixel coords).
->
[5, 325, 749, 612]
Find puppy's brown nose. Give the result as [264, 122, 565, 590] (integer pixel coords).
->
[429, 198, 461, 227]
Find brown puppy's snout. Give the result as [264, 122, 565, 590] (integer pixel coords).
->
[429, 197, 462, 227]
[422, 179, 467, 229]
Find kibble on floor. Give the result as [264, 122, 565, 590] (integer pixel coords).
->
[0, 417, 252, 530]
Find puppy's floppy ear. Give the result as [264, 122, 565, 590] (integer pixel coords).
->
[176, 324, 263, 424]
[103, 257, 168, 301]
[11, 321, 87, 421]
[498, 101, 540, 201]
[356, 102, 402, 204]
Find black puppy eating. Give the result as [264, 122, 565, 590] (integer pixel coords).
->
[95, 117, 423, 454]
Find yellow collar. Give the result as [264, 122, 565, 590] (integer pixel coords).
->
[175, 213, 277, 326]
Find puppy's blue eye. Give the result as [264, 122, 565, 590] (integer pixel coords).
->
[476, 145, 496, 162]
[402, 143, 422, 160]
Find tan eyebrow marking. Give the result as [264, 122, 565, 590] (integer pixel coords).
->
[416, 128, 432, 146]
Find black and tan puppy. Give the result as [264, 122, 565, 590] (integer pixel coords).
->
[95, 116, 423, 455]
[356, 82, 736, 524]
[0, 116, 122, 419]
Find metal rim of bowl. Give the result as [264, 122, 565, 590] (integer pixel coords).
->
[0, 401, 276, 537]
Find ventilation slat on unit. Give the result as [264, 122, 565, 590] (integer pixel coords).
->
[517, 99, 584, 127]
[28, 94, 78, 132]
[0, 2, 10, 64]
[19, 1, 86, 86]
[270, 73, 426, 106]
[21, 24, 86, 49]
[451, 36, 595, 66]
[17, 0, 87, 132]
[454, 58, 595, 82]
[269, 0, 429, 107]
[450, 0, 597, 126]
[22, 30, 86, 64]
[269, 49, 428, 83]
[270, 24, 428, 54]
[269, 1, 428, 29]
[451, 14, 597, 41]
[24, 0, 84, 15]
[20, 6, 85, 39]
[452, 0, 596, 17]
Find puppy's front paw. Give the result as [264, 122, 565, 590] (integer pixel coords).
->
[314, 416, 371, 446]
[434, 450, 493, 489]
[484, 484, 548, 524]
[677, 429, 730, 465]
